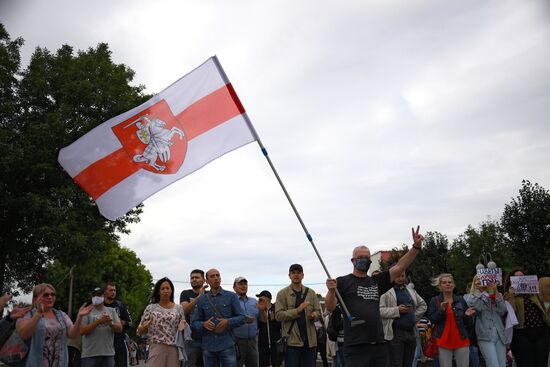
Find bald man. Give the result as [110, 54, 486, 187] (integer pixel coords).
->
[325, 226, 425, 367]
[192, 269, 245, 367]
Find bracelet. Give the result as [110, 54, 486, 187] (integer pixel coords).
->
[412, 244, 422, 250]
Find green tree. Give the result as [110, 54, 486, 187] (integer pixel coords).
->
[44, 243, 153, 323]
[448, 220, 513, 294]
[501, 180, 550, 276]
[0, 24, 148, 292]
[379, 231, 450, 301]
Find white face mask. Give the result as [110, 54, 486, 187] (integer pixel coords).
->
[92, 296, 104, 305]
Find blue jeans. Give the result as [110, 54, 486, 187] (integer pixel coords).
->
[285, 346, 317, 367]
[477, 328, 506, 367]
[81, 355, 115, 367]
[412, 335, 421, 367]
[333, 343, 345, 367]
[203, 346, 237, 367]
[469, 345, 481, 367]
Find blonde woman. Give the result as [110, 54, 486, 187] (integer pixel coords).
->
[426, 274, 475, 367]
[16, 283, 93, 367]
[467, 275, 507, 367]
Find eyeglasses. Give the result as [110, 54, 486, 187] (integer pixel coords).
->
[352, 256, 370, 261]
[42, 292, 56, 298]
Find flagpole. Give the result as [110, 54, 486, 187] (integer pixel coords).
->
[251, 133, 357, 324]
[211, 56, 360, 324]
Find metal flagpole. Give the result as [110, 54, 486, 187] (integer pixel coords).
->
[212, 56, 362, 325]
[251, 133, 362, 325]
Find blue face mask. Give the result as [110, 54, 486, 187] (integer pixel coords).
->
[354, 257, 372, 272]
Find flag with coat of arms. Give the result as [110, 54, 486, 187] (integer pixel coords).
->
[58, 56, 258, 220]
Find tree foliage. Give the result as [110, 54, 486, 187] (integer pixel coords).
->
[501, 180, 550, 276]
[379, 231, 450, 301]
[447, 220, 514, 294]
[44, 243, 152, 322]
[0, 24, 149, 293]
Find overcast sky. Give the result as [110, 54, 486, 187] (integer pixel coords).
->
[2, 0, 550, 299]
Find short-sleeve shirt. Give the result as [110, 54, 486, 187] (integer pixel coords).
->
[18, 310, 73, 367]
[336, 271, 392, 346]
[141, 303, 184, 346]
[81, 305, 120, 358]
[180, 289, 202, 340]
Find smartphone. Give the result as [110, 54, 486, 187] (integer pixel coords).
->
[212, 318, 220, 326]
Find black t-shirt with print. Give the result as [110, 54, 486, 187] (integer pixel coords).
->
[336, 271, 392, 346]
[180, 289, 202, 340]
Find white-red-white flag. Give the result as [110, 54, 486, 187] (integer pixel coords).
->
[58, 56, 257, 220]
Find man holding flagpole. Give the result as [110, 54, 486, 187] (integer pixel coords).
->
[325, 226, 425, 367]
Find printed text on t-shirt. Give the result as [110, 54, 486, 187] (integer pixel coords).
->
[357, 285, 379, 301]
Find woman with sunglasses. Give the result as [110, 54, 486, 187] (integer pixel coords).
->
[16, 283, 93, 367]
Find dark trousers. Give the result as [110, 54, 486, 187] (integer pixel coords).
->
[285, 345, 317, 367]
[510, 326, 550, 367]
[343, 343, 387, 367]
[114, 338, 128, 367]
[258, 345, 282, 367]
[387, 328, 416, 367]
[318, 339, 328, 367]
[236, 337, 259, 367]
[185, 339, 204, 367]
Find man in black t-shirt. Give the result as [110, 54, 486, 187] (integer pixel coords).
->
[180, 269, 208, 367]
[103, 282, 132, 367]
[325, 226, 425, 367]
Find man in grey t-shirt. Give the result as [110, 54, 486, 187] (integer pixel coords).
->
[80, 287, 122, 367]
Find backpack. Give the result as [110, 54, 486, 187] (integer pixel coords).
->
[326, 305, 343, 342]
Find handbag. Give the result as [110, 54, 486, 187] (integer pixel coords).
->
[423, 297, 441, 358]
[0, 330, 28, 366]
[276, 334, 289, 355]
[423, 336, 438, 358]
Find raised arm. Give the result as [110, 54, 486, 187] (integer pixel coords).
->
[389, 226, 424, 282]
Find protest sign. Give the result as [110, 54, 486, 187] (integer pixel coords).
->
[510, 275, 539, 294]
[476, 268, 503, 286]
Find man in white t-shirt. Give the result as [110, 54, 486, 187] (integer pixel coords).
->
[80, 287, 123, 367]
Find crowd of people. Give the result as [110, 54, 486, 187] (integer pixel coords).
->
[1, 226, 549, 367]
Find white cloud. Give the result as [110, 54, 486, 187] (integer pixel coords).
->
[2, 0, 550, 298]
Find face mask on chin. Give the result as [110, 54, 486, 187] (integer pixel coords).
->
[354, 257, 372, 272]
[92, 296, 104, 305]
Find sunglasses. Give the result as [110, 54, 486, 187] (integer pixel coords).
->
[42, 292, 56, 298]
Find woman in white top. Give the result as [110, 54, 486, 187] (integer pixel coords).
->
[137, 277, 185, 367]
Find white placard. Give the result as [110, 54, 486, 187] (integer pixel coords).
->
[510, 275, 539, 294]
[476, 267, 503, 286]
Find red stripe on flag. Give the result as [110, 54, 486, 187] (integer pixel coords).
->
[73, 84, 245, 200]
[74, 148, 139, 200]
[177, 84, 246, 140]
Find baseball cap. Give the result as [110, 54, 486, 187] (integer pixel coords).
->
[91, 287, 103, 296]
[289, 264, 303, 273]
[233, 276, 248, 285]
[256, 290, 272, 299]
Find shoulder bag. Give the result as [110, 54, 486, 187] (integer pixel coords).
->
[205, 293, 241, 361]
